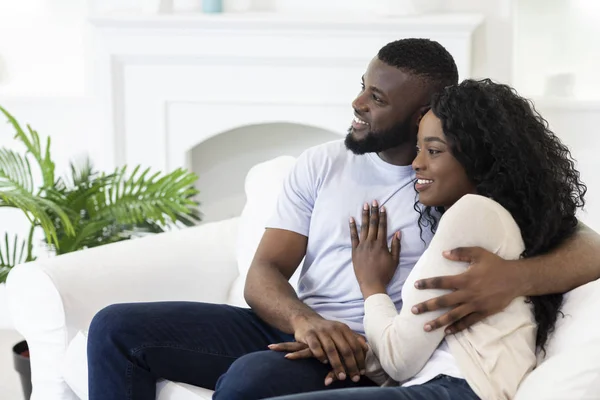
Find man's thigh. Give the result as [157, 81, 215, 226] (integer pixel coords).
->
[88, 302, 294, 391]
[213, 350, 376, 400]
[261, 375, 480, 400]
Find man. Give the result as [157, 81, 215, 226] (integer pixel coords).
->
[87, 39, 600, 400]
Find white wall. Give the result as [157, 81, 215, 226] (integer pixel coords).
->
[441, 0, 514, 83]
[536, 103, 600, 231]
[0, 0, 599, 230]
[514, 0, 600, 99]
[0, 0, 88, 96]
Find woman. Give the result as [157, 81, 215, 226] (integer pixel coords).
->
[267, 79, 586, 399]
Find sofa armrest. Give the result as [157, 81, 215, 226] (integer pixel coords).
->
[6, 217, 239, 400]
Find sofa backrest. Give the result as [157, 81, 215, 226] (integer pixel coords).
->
[515, 277, 600, 399]
[227, 155, 298, 307]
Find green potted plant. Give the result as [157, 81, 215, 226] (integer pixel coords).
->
[0, 106, 201, 399]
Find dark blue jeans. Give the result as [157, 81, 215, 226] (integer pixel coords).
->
[265, 375, 480, 400]
[87, 302, 375, 400]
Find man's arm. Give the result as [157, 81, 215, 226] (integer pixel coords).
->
[411, 221, 600, 333]
[245, 228, 367, 382]
[244, 228, 316, 333]
[518, 221, 600, 295]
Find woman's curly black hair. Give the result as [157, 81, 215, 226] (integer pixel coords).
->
[416, 79, 587, 351]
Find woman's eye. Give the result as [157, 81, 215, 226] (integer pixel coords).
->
[372, 94, 382, 103]
[416, 146, 421, 154]
[428, 149, 440, 155]
[360, 83, 365, 91]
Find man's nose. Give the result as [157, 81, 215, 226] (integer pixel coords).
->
[352, 94, 368, 113]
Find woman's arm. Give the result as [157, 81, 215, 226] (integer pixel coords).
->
[410, 221, 600, 334]
[362, 195, 523, 383]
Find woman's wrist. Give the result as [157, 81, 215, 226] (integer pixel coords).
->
[359, 282, 388, 299]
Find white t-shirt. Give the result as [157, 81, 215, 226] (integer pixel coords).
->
[267, 139, 432, 334]
[266, 139, 463, 385]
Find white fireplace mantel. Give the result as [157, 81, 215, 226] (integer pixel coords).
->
[89, 12, 483, 173]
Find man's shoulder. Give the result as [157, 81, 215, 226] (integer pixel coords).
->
[302, 139, 347, 160]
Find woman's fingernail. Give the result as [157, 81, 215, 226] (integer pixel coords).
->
[424, 324, 432, 332]
[338, 372, 346, 380]
[446, 329, 453, 335]
[360, 369, 366, 375]
[363, 203, 369, 210]
[325, 377, 333, 386]
[352, 375, 360, 382]
[349, 217, 354, 223]
[380, 206, 386, 212]
[412, 306, 419, 314]
[323, 359, 328, 364]
[372, 200, 378, 207]
[268, 344, 275, 349]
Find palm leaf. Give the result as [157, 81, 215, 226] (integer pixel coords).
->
[0, 105, 55, 189]
[94, 166, 201, 226]
[0, 233, 30, 283]
[0, 190, 73, 245]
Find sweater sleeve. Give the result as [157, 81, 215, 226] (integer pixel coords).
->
[364, 194, 518, 383]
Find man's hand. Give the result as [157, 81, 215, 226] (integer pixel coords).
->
[269, 317, 368, 383]
[412, 246, 522, 334]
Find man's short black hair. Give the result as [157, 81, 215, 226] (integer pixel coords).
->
[378, 38, 459, 93]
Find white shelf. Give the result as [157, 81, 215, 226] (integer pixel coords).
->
[88, 11, 484, 33]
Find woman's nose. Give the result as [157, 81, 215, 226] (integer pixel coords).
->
[412, 152, 424, 171]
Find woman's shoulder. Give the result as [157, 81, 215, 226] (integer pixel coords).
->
[438, 195, 523, 250]
[444, 194, 511, 221]
[434, 194, 524, 259]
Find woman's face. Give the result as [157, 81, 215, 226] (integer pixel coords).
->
[412, 110, 476, 209]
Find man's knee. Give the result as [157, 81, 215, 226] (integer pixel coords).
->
[88, 303, 138, 351]
[214, 351, 327, 400]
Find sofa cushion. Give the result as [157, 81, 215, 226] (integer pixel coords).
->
[63, 330, 214, 400]
[515, 278, 600, 399]
[228, 156, 298, 307]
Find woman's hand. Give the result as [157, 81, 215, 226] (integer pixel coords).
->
[350, 200, 401, 298]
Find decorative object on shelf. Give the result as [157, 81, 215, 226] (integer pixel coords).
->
[544, 73, 576, 98]
[203, 0, 224, 13]
[0, 105, 202, 400]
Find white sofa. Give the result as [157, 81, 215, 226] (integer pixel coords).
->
[7, 155, 600, 400]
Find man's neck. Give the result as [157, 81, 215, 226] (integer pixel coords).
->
[377, 145, 416, 166]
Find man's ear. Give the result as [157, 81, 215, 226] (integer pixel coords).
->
[414, 105, 431, 127]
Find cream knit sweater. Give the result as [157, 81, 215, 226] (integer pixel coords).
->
[363, 194, 538, 400]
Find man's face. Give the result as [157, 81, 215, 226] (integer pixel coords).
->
[345, 58, 427, 154]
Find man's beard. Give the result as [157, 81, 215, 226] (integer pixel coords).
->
[345, 119, 414, 155]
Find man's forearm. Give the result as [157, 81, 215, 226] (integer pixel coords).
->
[518, 221, 600, 296]
[244, 263, 321, 334]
